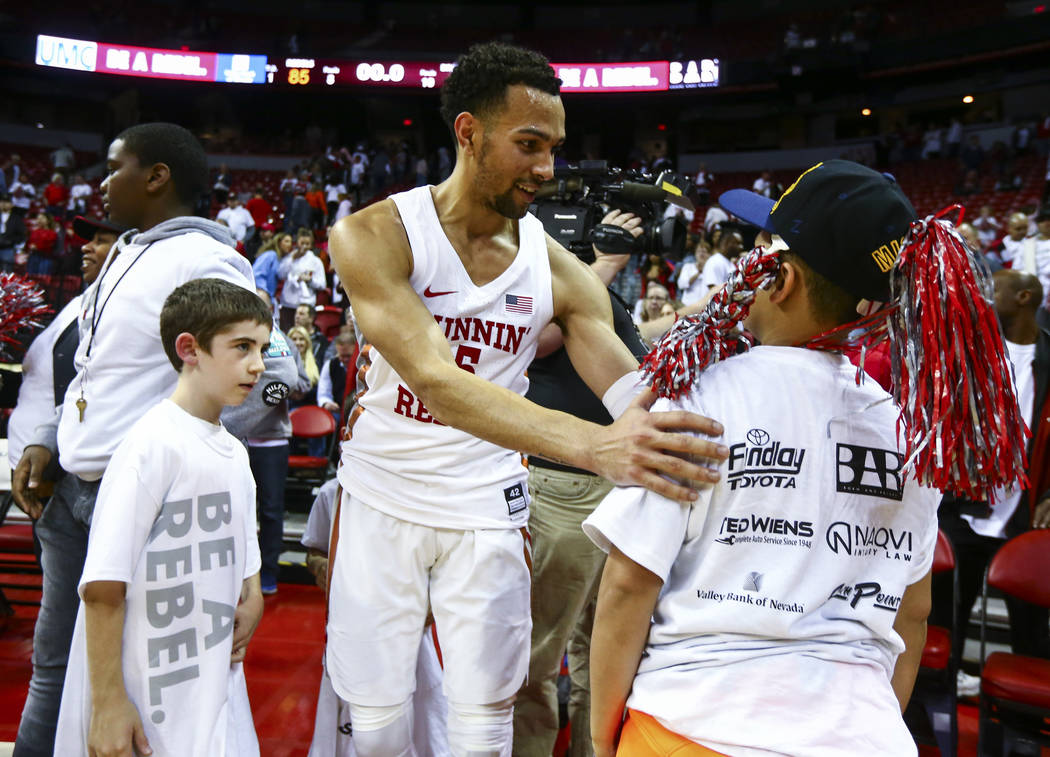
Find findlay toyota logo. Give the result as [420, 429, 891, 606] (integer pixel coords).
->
[825, 521, 913, 561]
[747, 428, 770, 446]
[727, 429, 806, 490]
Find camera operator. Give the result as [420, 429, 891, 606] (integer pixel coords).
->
[513, 208, 647, 757]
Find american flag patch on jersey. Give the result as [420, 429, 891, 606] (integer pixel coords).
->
[505, 294, 533, 314]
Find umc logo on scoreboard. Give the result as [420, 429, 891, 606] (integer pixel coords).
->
[835, 443, 904, 501]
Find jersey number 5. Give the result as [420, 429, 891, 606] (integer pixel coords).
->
[455, 345, 481, 374]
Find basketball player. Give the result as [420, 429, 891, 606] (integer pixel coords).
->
[325, 42, 727, 756]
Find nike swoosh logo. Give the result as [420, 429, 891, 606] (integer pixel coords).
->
[423, 286, 456, 297]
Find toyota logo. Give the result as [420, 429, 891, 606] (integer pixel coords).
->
[746, 428, 770, 446]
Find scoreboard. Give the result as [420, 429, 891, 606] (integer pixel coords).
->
[34, 34, 720, 93]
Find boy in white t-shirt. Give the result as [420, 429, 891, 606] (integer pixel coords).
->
[54, 278, 273, 757]
[587, 161, 1028, 756]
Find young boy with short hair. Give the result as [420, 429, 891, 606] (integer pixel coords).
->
[54, 278, 273, 757]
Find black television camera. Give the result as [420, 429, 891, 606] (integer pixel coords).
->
[529, 160, 694, 263]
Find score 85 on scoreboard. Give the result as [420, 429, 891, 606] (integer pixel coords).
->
[268, 58, 456, 88]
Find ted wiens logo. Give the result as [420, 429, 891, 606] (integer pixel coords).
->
[716, 513, 814, 549]
[826, 521, 913, 561]
[727, 428, 806, 490]
[828, 581, 902, 612]
[835, 443, 904, 501]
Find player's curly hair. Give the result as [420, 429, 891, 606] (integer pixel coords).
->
[439, 42, 561, 133]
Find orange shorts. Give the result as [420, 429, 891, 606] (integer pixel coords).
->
[616, 709, 729, 756]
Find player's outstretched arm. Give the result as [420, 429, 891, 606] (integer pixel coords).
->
[83, 580, 153, 756]
[890, 569, 932, 711]
[550, 241, 727, 499]
[590, 546, 663, 757]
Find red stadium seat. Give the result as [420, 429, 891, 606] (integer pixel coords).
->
[314, 306, 343, 336]
[288, 405, 337, 490]
[978, 530, 1050, 755]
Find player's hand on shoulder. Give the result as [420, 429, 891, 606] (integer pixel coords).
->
[589, 390, 727, 501]
[88, 693, 151, 757]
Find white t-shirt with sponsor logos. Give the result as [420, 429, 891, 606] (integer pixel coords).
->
[584, 346, 939, 757]
[55, 400, 261, 757]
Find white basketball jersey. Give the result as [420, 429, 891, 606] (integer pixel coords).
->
[338, 186, 554, 529]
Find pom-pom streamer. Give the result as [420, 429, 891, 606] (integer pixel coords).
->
[888, 212, 1029, 500]
[0, 273, 52, 362]
[642, 244, 781, 399]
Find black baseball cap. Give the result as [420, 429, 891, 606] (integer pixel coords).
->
[72, 215, 127, 241]
[719, 160, 917, 302]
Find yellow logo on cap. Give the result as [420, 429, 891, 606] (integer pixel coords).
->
[771, 161, 823, 214]
[871, 237, 904, 273]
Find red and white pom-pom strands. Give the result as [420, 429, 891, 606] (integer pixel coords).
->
[0, 272, 51, 361]
[889, 215, 1029, 501]
[643, 245, 781, 399]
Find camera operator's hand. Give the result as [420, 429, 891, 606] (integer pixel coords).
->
[592, 210, 642, 286]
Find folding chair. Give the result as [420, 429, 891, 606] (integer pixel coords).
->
[977, 530, 1050, 755]
[287, 406, 337, 501]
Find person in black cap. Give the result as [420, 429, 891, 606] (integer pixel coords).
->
[7, 215, 128, 475]
[585, 160, 1027, 756]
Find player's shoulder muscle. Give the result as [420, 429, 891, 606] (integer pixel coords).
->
[330, 198, 412, 281]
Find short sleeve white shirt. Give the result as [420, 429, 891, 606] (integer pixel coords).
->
[584, 347, 939, 757]
[55, 400, 261, 756]
[699, 251, 734, 291]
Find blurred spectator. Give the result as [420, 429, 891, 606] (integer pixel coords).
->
[694, 163, 713, 205]
[437, 146, 452, 181]
[277, 228, 327, 330]
[349, 154, 366, 203]
[287, 325, 319, 406]
[212, 162, 232, 204]
[1015, 208, 1050, 303]
[0, 194, 26, 271]
[50, 142, 75, 179]
[752, 171, 773, 198]
[67, 174, 92, 217]
[10, 175, 35, 219]
[1038, 112, 1050, 156]
[957, 222, 982, 254]
[324, 177, 346, 221]
[1013, 120, 1034, 155]
[3, 153, 22, 187]
[43, 173, 69, 218]
[294, 302, 329, 367]
[704, 204, 728, 233]
[921, 123, 943, 159]
[254, 230, 291, 300]
[991, 212, 1031, 267]
[216, 194, 255, 246]
[286, 184, 313, 234]
[334, 192, 353, 222]
[415, 156, 429, 187]
[306, 182, 327, 229]
[635, 281, 671, 325]
[990, 141, 1021, 191]
[370, 146, 392, 196]
[946, 118, 963, 159]
[676, 238, 714, 306]
[638, 252, 676, 299]
[26, 211, 60, 275]
[974, 205, 1001, 249]
[699, 228, 743, 293]
[280, 168, 298, 212]
[318, 332, 355, 421]
[960, 135, 984, 173]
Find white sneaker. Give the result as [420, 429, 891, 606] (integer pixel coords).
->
[957, 670, 981, 698]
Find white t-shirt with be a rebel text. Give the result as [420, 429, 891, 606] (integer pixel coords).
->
[55, 400, 262, 757]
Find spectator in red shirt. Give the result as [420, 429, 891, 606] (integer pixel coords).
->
[245, 185, 272, 259]
[306, 182, 326, 230]
[26, 211, 59, 275]
[43, 173, 69, 219]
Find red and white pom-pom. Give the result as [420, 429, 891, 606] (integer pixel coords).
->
[0, 272, 52, 361]
[889, 210, 1028, 500]
[642, 244, 782, 399]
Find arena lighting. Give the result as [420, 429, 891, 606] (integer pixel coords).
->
[861, 108, 872, 116]
[402, 118, 413, 126]
[963, 95, 975, 104]
[33, 34, 720, 92]
[657, 123, 667, 131]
